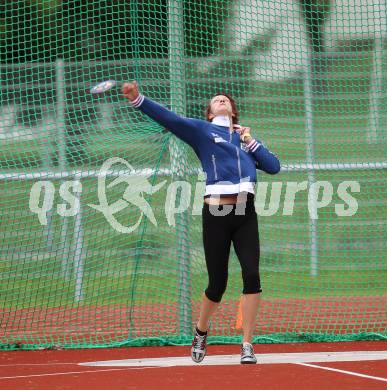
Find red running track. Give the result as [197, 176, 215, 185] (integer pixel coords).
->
[0, 341, 386, 390]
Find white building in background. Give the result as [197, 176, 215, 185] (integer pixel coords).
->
[0, 104, 56, 141]
[199, 0, 310, 81]
[324, 0, 386, 49]
[324, 0, 386, 144]
[0, 105, 33, 140]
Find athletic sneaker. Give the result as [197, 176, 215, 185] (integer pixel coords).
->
[191, 328, 208, 363]
[240, 342, 257, 364]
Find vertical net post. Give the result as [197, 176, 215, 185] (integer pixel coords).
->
[43, 66, 55, 251]
[168, 0, 192, 336]
[60, 216, 71, 281]
[303, 51, 318, 277]
[55, 59, 66, 170]
[368, 35, 384, 144]
[72, 176, 85, 303]
[56, 58, 72, 282]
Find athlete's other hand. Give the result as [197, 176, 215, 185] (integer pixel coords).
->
[235, 125, 252, 142]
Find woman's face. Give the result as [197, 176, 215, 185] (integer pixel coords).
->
[209, 95, 234, 119]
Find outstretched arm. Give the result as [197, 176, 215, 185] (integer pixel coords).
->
[122, 81, 204, 146]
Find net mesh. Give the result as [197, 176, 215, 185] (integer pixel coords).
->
[1, 0, 386, 350]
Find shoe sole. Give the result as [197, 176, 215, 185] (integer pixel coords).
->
[192, 358, 205, 363]
[191, 354, 205, 363]
[241, 360, 257, 364]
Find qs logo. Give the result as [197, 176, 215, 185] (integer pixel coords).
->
[88, 157, 166, 233]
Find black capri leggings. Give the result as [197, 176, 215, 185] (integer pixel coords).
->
[202, 193, 261, 303]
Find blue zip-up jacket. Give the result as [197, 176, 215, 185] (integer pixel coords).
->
[132, 95, 280, 195]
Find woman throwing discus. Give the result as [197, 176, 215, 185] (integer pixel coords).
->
[122, 81, 280, 364]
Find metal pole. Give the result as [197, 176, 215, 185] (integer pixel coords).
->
[56, 59, 66, 170]
[168, 0, 192, 336]
[303, 52, 318, 277]
[72, 175, 84, 302]
[56, 59, 72, 281]
[60, 217, 71, 281]
[43, 63, 64, 252]
[367, 36, 383, 144]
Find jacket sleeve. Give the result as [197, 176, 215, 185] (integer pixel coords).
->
[245, 138, 281, 174]
[131, 94, 205, 146]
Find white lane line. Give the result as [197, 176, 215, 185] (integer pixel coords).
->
[0, 367, 160, 380]
[79, 351, 387, 367]
[0, 363, 76, 367]
[295, 362, 387, 383]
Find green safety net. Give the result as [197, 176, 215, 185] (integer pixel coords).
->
[0, 1, 386, 350]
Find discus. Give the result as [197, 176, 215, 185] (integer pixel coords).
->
[90, 80, 119, 94]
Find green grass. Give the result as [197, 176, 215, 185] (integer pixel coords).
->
[0, 167, 385, 309]
[1, 268, 385, 309]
